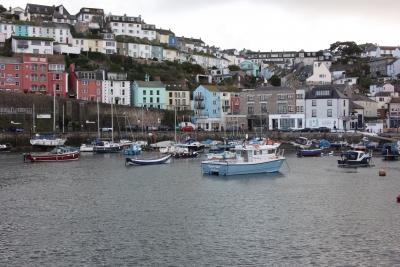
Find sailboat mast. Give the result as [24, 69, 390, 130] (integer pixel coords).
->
[174, 106, 177, 144]
[111, 97, 114, 143]
[97, 99, 100, 139]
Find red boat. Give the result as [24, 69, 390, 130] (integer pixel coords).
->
[23, 147, 79, 162]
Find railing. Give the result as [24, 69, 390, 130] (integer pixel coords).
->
[17, 44, 29, 48]
[194, 95, 204, 101]
[195, 104, 205, 109]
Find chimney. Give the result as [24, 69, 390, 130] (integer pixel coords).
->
[154, 76, 160, 81]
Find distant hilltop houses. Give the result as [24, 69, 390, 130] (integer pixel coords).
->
[0, 4, 399, 132]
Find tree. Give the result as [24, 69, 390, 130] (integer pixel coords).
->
[228, 65, 240, 71]
[360, 77, 372, 89]
[329, 41, 362, 58]
[269, 75, 281, 86]
[0, 5, 7, 13]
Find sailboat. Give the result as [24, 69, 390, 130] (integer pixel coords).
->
[125, 109, 172, 166]
[93, 97, 123, 153]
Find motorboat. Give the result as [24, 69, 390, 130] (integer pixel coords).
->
[381, 141, 400, 160]
[124, 143, 142, 155]
[23, 146, 79, 162]
[296, 148, 322, 157]
[93, 141, 124, 153]
[202, 142, 285, 176]
[205, 150, 236, 160]
[0, 143, 12, 152]
[30, 133, 67, 147]
[337, 150, 372, 167]
[291, 137, 312, 149]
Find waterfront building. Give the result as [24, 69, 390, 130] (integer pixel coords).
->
[132, 73, 166, 109]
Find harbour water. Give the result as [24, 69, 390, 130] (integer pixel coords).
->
[1, 150, 400, 266]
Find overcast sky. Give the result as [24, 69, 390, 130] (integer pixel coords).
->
[10, 0, 400, 52]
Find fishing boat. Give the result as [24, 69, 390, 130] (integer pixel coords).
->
[337, 150, 372, 167]
[30, 133, 67, 147]
[315, 139, 331, 149]
[0, 143, 12, 152]
[296, 148, 323, 157]
[205, 150, 236, 160]
[174, 150, 199, 158]
[381, 141, 400, 160]
[22, 146, 79, 162]
[202, 142, 285, 176]
[291, 137, 312, 149]
[125, 153, 172, 166]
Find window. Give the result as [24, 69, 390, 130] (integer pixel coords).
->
[143, 90, 146, 95]
[296, 93, 303, 99]
[30, 64, 38, 71]
[327, 109, 332, 117]
[40, 74, 46, 82]
[157, 90, 159, 95]
[15, 73, 20, 78]
[312, 100, 316, 106]
[39, 85, 46, 91]
[30, 84, 38, 91]
[213, 100, 216, 105]
[296, 106, 304, 112]
[312, 109, 317, 117]
[96, 81, 101, 86]
[327, 100, 332, 106]
[14, 65, 20, 70]
[150, 90, 153, 95]
[288, 105, 294, 112]
[278, 94, 286, 100]
[40, 64, 46, 71]
[81, 73, 95, 79]
[248, 105, 254, 114]
[96, 89, 101, 95]
[0, 64, 5, 70]
[54, 84, 60, 91]
[287, 94, 294, 100]
[247, 95, 254, 101]
[30, 74, 38, 81]
[81, 89, 89, 94]
[81, 80, 88, 85]
[15, 82, 20, 87]
[278, 103, 287, 114]
[343, 100, 346, 106]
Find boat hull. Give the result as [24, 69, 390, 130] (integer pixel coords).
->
[202, 158, 285, 176]
[125, 154, 172, 166]
[296, 149, 322, 157]
[93, 145, 123, 153]
[23, 152, 79, 162]
[0, 143, 12, 152]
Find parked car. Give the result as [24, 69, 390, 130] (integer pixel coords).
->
[8, 126, 24, 132]
[180, 126, 194, 131]
[121, 124, 138, 131]
[100, 126, 113, 132]
[330, 128, 345, 133]
[297, 127, 314, 132]
[146, 126, 158, 131]
[278, 127, 293, 132]
[159, 125, 171, 131]
[378, 133, 392, 138]
[226, 126, 239, 132]
[318, 127, 330, 133]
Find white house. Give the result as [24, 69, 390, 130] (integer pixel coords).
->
[369, 83, 396, 97]
[306, 61, 332, 85]
[332, 77, 358, 86]
[11, 36, 53, 54]
[305, 86, 349, 130]
[376, 46, 399, 57]
[387, 58, 400, 80]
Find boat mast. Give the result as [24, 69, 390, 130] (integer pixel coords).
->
[111, 97, 114, 143]
[174, 106, 177, 144]
[32, 104, 35, 133]
[97, 98, 100, 139]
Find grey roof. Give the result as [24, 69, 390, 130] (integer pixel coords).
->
[349, 100, 364, 110]
[297, 65, 313, 81]
[256, 86, 292, 92]
[305, 86, 348, 99]
[0, 56, 22, 63]
[75, 71, 103, 80]
[53, 23, 70, 29]
[26, 4, 54, 15]
[352, 94, 377, 102]
[41, 22, 56, 27]
[374, 92, 392, 96]
[53, 13, 77, 20]
[135, 81, 165, 88]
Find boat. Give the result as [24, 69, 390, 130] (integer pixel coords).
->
[124, 143, 142, 155]
[150, 140, 174, 149]
[23, 146, 79, 162]
[315, 139, 331, 149]
[350, 137, 381, 151]
[126, 109, 173, 166]
[296, 148, 323, 157]
[205, 150, 236, 160]
[330, 137, 349, 149]
[92, 99, 123, 153]
[30, 133, 67, 147]
[174, 150, 199, 158]
[337, 150, 372, 167]
[179, 138, 205, 152]
[93, 140, 124, 153]
[381, 141, 400, 160]
[0, 143, 12, 152]
[291, 137, 312, 149]
[125, 153, 172, 166]
[202, 142, 285, 176]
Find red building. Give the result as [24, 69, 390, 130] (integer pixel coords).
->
[0, 54, 69, 97]
[68, 64, 103, 102]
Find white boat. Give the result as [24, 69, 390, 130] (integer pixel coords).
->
[291, 137, 312, 149]
[79, 143, 94, 152]
[150, 140, 174, 149]
[202, 142, 285, 176]
[30, 134, 67, 147]
[125, 153, 172, 166]
[93, 141, 124, 153]
[337, 150, 372, 167]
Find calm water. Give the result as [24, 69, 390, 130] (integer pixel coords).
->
[1, 149, 400, 266]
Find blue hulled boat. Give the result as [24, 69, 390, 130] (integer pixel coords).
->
[337, 150, 372, 167]
[296, 148, 322, 157]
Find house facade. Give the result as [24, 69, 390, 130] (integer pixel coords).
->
[131, 74, 166, 109]
[305, 61, 331, 85]
[388, 98, 400, 128]
[11, 36, 53, 54]
[193, 85, 222, 131]
[103, 71, 130, 106]
[69, 65, 103, 102]
[305, 86, 349, 130]
[76, 7, 104, 30]
[165, 83, 190, 111]
[367, 57, 395, 78]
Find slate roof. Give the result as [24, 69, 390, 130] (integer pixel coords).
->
[352, 95, 377, 102]
[374, 92, 392, 97]
[77, 7, 104, 15]
[305, 86, 348, 99]
[26, 4, 54, 15]
[297, 65, 313, 81]
[256, 86, 292, 92]
[135, 81, 165, 88]
[202, 85, 221, 92]
[390, 98, 400, 103]
[74, 70, 103, 80]
[349, 100, 364, 110]
[0, 56, 23, 64]
[12, 35, 54, 41]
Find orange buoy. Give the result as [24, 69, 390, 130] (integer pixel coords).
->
[379, 169, 386, 176]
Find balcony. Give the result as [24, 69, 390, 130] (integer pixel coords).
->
[195, 104, 205, 109]
[195, 112, 209, 119]
[17, 44, 29, 49]
[194, 95, 204, 101]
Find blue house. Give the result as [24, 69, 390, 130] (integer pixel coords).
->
[131, 73, 167, 109]
[238, 60, 259, 76]
[168, 36, 178, 46]
[151, 44, 163, 61]
[193, 85, 222, 131]
[14, 23, 29, 36]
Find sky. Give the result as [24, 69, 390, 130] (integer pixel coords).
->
[8, 0, 400, 52]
